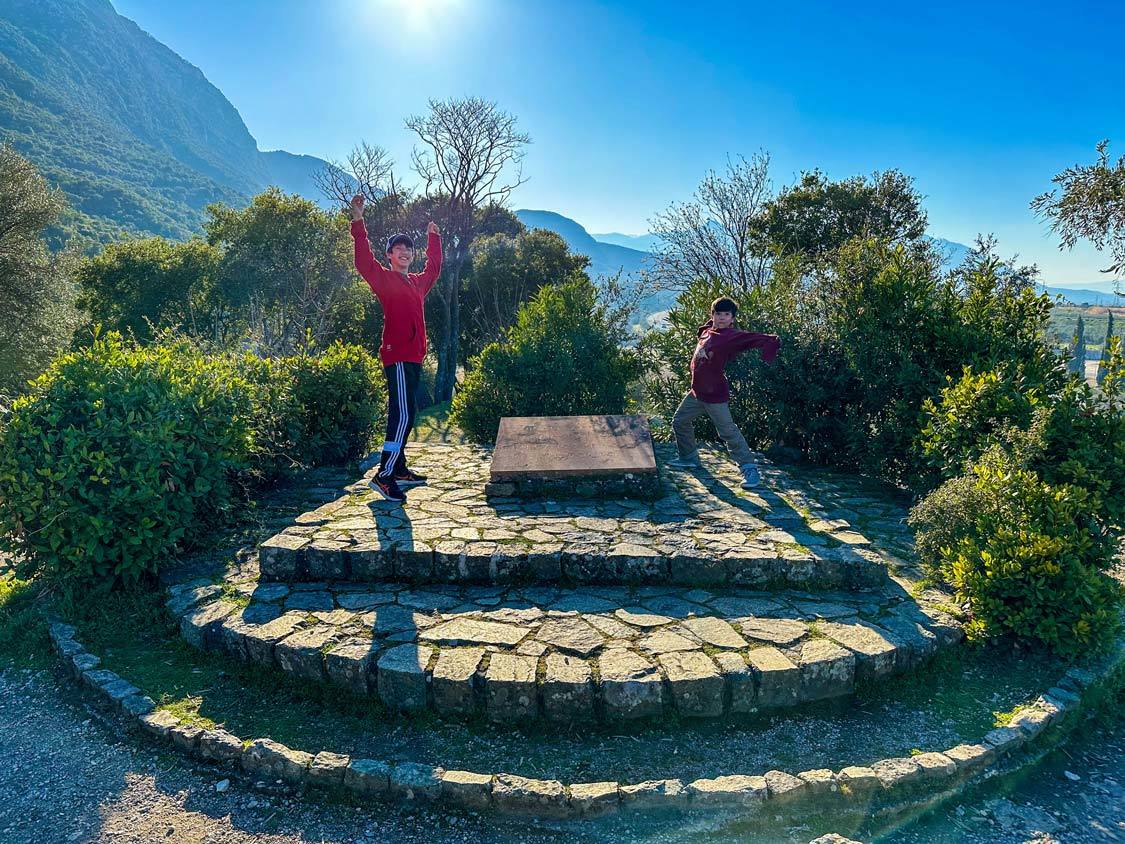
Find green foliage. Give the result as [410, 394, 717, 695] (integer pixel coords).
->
[1098, 311, 1116, 386]
[1069, 314, 1088, 375]
[0, 333, 383, 587]
[0, 333, 253, 585]
[204, 189, 359, 354]
[756, 169, 927, 261]
[451, 278, 638, 442]
[642, 238, 1056, 486]
[1031, 139, 1125, 277]
[460, 228, 589, 363]
[287, 342, 384, 465]
[0, 576, 49, 668]
[921, 354, 1125, 528]
[909, 449, 1122, 658]
[913, 340, 1125, 657]
[76, 236, 221, 340]
[0, 144, 81, 395]
[918, 360, 1063, 479]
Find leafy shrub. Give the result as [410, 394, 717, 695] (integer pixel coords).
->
[918, 363, 1048, 480]
[0, 333, 253, 585]
[641, 238, 1056, 487]
[909, 448, 1122, 657]
[288, 342, 383, 465]
[920, 353, 1125, 529]
[451, 278, 638, 442]
[231, 352, 302, 479]
[0, 333, 383, 587]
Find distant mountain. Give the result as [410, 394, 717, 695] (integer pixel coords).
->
[591, 231, 664, 252]
[929, 237, 972, 270]
[0, 0, 332, 244]
[1039, 286, 1122, 306]
[515, 210, 650, 280]
[514, 209, 678, 327]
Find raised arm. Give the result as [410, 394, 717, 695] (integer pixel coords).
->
[414, 221, 443, 295]
[349, 194, 389, 295]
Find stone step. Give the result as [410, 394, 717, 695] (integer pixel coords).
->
[171, 578, 963, 727]
[258, 530, 887, 590]
[256, 445, 902, 591]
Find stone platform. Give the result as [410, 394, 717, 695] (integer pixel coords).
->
[487, 415, 660, 500]
[174, 577, 962, 725]
[172, 442, 963, 726]
[258, 444, 895, 590]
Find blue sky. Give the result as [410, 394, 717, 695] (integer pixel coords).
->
[113, 0, 1123, 285]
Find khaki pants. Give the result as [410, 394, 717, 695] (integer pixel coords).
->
[672, 392, 755, 466]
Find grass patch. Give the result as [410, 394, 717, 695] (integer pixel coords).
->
[853, 645, 1065, 737]
[409, 401, 467, 445]
[0, 575, 52, 668]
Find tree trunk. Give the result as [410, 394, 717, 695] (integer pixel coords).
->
[433, 261, 462, 403]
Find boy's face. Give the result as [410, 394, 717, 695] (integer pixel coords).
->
[387, 244, 414, 272]
[712, 309, 735, 329]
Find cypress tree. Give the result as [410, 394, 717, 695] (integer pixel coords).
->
[1097, 311, 1115, 385]
[1070, 314, 1087, 376]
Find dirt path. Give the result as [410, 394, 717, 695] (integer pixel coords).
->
[0, 667, 582, 844]
[2, 664, 1121, 844]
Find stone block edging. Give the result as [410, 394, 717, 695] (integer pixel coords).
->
[170, 581, 964, 725]
[47, 617, 1125, 821]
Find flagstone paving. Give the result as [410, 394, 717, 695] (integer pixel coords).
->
[174, 571, 962, 726]
[258, 444, 919, 590]
[173, 442, 963, 726]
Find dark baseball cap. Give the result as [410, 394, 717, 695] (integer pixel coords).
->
[386, 233, 414, 252]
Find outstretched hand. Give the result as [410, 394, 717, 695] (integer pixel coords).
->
[427, 221, 440, 236]
[350, 194, 365, 221]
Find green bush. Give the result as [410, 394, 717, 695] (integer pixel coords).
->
[918, 363, 1048, 480]
[920, 355, 1125, 529]
[451, 278, 638, 442]
[0, 333, 253, 585]
[909, 449, 1122, 657]
[0, 334, 383, 587]
[640, 238, 1055, 487]
[288, 342, 383, 465]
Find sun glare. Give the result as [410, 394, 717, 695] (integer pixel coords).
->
[376, 0, 459, 33]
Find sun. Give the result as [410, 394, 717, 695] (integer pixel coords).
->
[380, 0, 457, 31]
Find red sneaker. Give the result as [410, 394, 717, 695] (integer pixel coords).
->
[369, 475, 406, 503]
[394, 469, 427, 487]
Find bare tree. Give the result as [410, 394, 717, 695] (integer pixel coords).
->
[1032, 139, 1125, 277]
[314, 141, 403, 209]
[647, 152, 774, 295]
[406, 97, 530, 402]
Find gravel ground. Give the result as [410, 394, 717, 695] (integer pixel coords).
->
[2, 665, 1121, 844]
[0, 667, 583, 844]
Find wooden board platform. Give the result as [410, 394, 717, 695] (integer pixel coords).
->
[489, 414, 657, 481]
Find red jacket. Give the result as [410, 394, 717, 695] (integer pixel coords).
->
[689, 320, 780, 403]
[351, 219, 442, 366]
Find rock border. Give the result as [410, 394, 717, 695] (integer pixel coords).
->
[47, 618, 1125, 821]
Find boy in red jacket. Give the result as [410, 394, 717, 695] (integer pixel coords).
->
[668, 296, 780, 489]
[349, 194, 442, 503]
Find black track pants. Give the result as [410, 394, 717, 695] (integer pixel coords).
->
[377, 362, 421, 479]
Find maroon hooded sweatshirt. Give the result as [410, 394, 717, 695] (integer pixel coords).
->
[689, 320, 781, 403]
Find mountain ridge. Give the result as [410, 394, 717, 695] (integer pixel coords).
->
[0, 0, 330, 243]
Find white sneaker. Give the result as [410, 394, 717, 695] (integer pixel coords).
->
[668, 454, 701, 468]
[740, 464, 761, 489]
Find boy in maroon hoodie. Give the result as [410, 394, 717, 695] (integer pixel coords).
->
[349, 194, 442, 503]
[668, 296, 780, 489]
